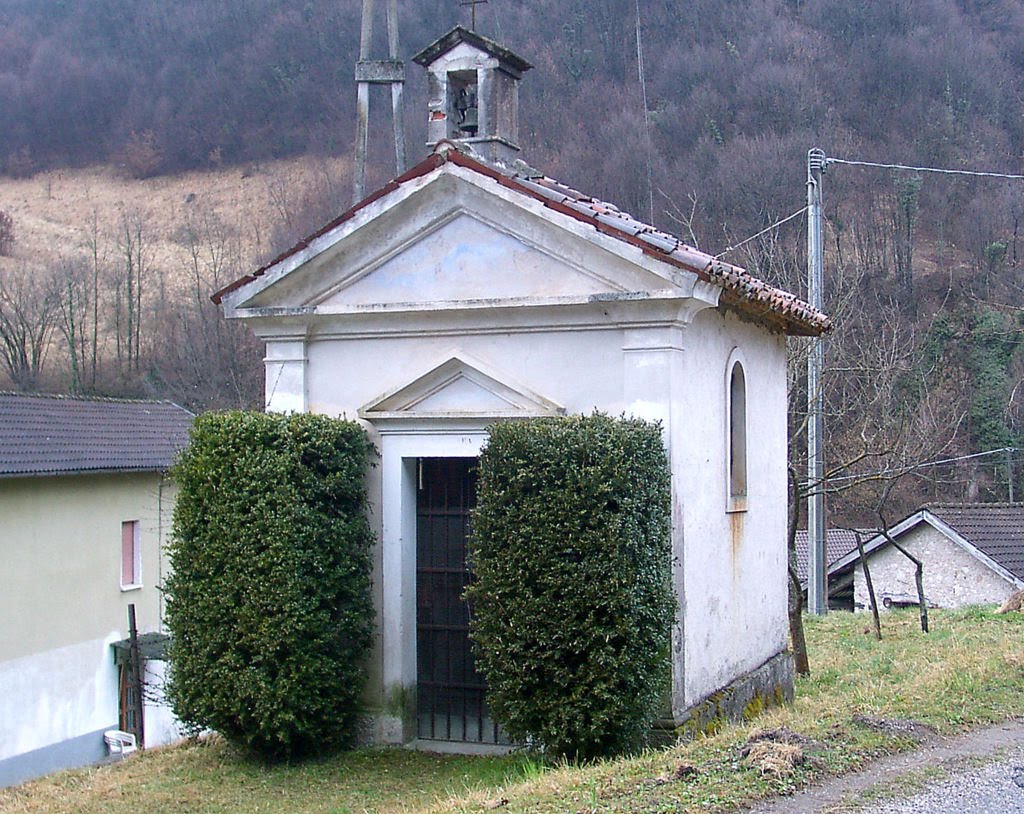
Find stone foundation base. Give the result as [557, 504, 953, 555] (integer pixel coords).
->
[675, 650, 795, 739]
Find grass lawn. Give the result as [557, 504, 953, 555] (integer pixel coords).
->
[2, 607, 1022, 814]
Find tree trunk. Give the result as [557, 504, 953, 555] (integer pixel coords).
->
[855, 530, 882, 640]
[788, 468, 810, 675]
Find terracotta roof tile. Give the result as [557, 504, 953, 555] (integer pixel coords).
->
[794, 528, 865, 583]
[0, 392, 194, 478]
[214, 143, 831, 336]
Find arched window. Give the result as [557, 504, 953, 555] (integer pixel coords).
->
[728, 360, 747, 510]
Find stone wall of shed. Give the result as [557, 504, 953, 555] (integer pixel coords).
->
[854, 524, 1018, 610]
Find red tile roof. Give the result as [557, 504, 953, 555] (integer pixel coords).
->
[794, 528, 865, 583]
[0, 392, 194, 478]
[213, 143, 830, 337]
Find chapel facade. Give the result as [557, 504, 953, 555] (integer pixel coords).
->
[215, 26, 829, 747]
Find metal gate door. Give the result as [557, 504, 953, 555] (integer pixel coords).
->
[416, 457, 502, 743]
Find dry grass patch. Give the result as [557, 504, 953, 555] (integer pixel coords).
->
[0, 153, 350, 286]
[2, 607, 1022, 814]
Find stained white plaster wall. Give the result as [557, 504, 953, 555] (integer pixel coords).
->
[675, 308, 789, 709]
[0, 473, 179, 769]
[142, 660, 181, 747]
[256, 299, 790, 733]
[237, 166, 793, 740]
[298, 314, 635, 736]
[854, 524, 1019, 610]
[305, 324, 627, 419]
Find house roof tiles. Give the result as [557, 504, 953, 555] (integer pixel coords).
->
[213, 143, 831, 337]
[0, 392, 194, 479]
[794, 528, 865, 584]
[925, 502, 1024, 581]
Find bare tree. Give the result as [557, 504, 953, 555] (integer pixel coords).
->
[86, 211, 108, 389]
[852, 529, 882, 640]
[0, 265, 59, 390]
[55, 254, 91, 393]
[114, 211, 149, 374]
[148, 208, 262, 409]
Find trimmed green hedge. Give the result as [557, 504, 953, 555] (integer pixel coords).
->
[466, 414, 674, 759]
[164, 411, 375, 760]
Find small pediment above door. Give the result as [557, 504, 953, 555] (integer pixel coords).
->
[358, 355, 564, 421]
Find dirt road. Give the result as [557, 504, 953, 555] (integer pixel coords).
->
[742, 719, 1024, 813]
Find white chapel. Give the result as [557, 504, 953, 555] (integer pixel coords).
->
[215, 26, 830, 747]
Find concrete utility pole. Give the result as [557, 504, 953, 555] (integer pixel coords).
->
[353, 0, 406, 204]
[806, 147, 828, 616]
[460, 0, 488, 30]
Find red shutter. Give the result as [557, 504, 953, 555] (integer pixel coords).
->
[121, 521, 136, 585]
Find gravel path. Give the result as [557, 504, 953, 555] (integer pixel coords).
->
[742, 719, 1024, 814]
[858, 746, 1024, 814]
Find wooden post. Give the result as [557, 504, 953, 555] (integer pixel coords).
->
[854, 531, 882, 641]
[127, 604, 146, 749]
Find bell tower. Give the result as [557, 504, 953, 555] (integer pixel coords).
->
[412, 27, 532, 165]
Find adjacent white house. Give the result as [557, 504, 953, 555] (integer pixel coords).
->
[828, 503, 1024, 611]
[0, 393, 192, 787]
[214, 27, 830, 746]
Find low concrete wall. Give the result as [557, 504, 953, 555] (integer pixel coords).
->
[674, 650, 794, 739]
[0, 727, 113, 789]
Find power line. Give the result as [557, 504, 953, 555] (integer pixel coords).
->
[635, 0, 655, 225]
[822, 447, 1018, 486]
[828, 156, 1024, 181]
[714, 206, 809, 259]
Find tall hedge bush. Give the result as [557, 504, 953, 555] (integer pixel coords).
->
[164, 411, 375, 760]
[467, 414, 674, 759]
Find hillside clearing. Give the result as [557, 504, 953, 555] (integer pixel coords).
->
[2, 607, 1022, 814]
[0, 154, 351, 280]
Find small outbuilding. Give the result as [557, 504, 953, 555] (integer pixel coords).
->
[794, 527, 863, 611]
[0, 393, 192, 787]
[214, 27, 829, 747]
[828, 503, 1024, 611]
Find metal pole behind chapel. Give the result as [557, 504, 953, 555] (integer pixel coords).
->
[806, 148, 827, 615]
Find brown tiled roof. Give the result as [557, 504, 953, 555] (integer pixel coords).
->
[794, 528, 864, 583]
[0, 392, 194, 478]
[213, 144, 831, 337]
[925, 502, 1024, 581]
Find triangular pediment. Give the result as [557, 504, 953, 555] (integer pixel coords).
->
[316, 213, 616, 307]
[359, 354, 564, 420]
[225, 167, 697, 314]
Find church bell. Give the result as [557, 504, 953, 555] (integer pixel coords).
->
[455, 87, 479, 135]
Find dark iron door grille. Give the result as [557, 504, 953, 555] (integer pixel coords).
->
[416, 457, 504, 743]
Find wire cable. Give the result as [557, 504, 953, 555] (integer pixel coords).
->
[635, 0, 655, 226]
[823, 447, 1018, 486]
[714, 206, 809, 259]
[828, 157, 1024, 181]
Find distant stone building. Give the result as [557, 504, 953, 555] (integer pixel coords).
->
[215, 27, 829, 747]
[828, 504, 1024, 611]
[0, 393, 192, 787]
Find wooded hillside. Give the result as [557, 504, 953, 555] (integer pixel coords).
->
[3, 0, 1024, 521]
